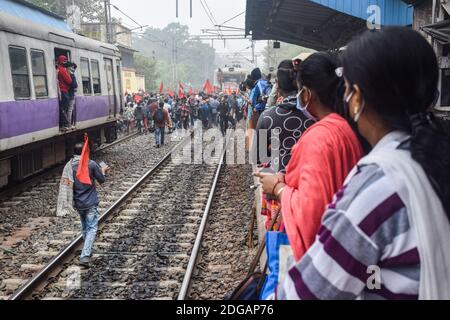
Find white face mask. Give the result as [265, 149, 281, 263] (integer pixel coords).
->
[345, 90, 365, 123]
[296, 88, 316, 121]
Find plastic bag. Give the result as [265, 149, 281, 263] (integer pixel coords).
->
[260, 231, 295, 300]
[56, 160, 77, 217]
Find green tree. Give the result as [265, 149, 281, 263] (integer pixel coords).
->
[133, 23, 216, 90]
[134, 54, 159, 92]
[27, 0, 104, 22]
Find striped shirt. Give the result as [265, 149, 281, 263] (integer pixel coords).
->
[277, 131, 420, 300]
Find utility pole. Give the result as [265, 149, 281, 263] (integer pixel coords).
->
[251, 40, 256, 66]
[104, 0, 112, 43]
[172, 37, 176, 89]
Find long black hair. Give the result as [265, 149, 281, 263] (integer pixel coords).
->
[342, 26, 450, 217]
[277, 59, 297, 93]
[298, 51, 371, 152]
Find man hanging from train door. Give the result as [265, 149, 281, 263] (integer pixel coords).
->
[56, 55, 72, 130]
[67, 61, 78, 129]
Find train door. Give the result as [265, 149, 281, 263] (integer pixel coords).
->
[116, 60, 123, 114]
[103, 58, 116, 117]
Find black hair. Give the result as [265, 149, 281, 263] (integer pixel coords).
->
[297, 51, 345, 115]
[74, 143, 83, 156]
[245, 75, 255, 90]
[298, 51, 372, 154]
[251, 68, 262, 81]
[277, 59, 297, 93]
[159, 101, 164, 108]
[342, 26, 450, 217]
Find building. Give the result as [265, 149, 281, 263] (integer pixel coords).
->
[402, 0, 450, 119]
[81, 21, 145, 94]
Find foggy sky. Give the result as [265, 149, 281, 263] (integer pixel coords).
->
[110, 0, 265, 67]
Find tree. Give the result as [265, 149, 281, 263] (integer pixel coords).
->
[134, 55, 159, 92]
[133, 23, 216, 90]
[27, 0, 104, 22]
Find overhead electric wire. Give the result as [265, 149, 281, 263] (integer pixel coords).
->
[110, 3, 144, 29]
[199, 0, 224, 40]
[219, 11, 245, 26]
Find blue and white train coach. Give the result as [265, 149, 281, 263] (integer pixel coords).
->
[0, 9, 122, 188]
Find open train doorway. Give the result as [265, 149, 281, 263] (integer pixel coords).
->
[54, 48, 74, 129]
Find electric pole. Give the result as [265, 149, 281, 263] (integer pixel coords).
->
[251, 41, 256, 67]
[104, 0, 112, 43]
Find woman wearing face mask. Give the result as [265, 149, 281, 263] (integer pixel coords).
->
[255, 52, 364, 262]
[277, 27, 450, 300]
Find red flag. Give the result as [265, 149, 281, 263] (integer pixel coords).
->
[179, 89, 185, 99]
[179, 82, 184, 90]
[189, 87, 193, 96]
[76, 133, 92, 185]
[167, 88, 174, 98]
[203, 80, 213, 94]
[227, 85, 232, 95]
[159, 82, 164, 94]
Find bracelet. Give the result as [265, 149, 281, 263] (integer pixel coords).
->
[276, 187, 285, 198]
[271, 180, 282, 195]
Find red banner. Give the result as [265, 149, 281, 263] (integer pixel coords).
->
[203, 80, 213, 94]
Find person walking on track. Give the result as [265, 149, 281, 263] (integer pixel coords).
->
[71, 138, 109, 268]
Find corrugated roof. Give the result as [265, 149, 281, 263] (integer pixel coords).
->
[310, 0, 412, 25]
[0, 0, 72, 32]
[246, 0, 413, 50]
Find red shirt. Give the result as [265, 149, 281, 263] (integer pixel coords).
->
[281, 113, 364, 261]
[57, 66, 72, 93]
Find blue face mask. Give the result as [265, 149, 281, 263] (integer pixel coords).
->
[296, 88, 316, 121]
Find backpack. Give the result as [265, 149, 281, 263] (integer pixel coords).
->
[255, 80, 272, 112]
[154, 107, 164, 124]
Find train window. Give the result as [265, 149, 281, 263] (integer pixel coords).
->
[9, 46, 30, 99]
[91, 60, 101, 94]
[31, 50, 48, 98]
[80, 58, 92, 95]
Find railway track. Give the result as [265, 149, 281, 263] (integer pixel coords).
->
[0, 131, 139, 202]
[0, 130, 173, 299]
[9, 128, 230, 299]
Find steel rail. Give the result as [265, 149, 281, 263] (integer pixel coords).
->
[0, 132, 139, 201]
[177, 131, 232, 300]
[9, 131, 192, 300]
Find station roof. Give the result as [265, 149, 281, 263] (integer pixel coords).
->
[0, 0, 72, 33]
[245, 0, 413, 50]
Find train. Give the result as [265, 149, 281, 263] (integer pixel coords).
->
[214, 65, 248, 92]
[0, 7, 122, 188]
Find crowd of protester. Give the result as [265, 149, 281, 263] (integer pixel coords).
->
[119, 89, 247, 146]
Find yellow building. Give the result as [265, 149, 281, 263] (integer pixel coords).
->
[122, 68, 146, 94]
